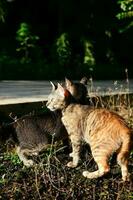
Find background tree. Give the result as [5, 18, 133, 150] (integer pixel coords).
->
[16, 22, 39, 63]
[0, 0, 132, 80]
[116, 0, 133, 32]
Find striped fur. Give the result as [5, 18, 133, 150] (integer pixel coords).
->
[46, 83, 132, 181]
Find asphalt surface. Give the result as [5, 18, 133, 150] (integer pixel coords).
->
[0, 79, 133, 105]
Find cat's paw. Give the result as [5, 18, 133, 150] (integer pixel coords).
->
[122, 173, 131, 182]
[31, 152, 38, 156]
[83, 170, 99, 179]
[83, 171, 91, 178]
[24, 159, 34, 167]
[67, 161, 77, 168]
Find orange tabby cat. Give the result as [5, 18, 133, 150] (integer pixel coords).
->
[46, 83, 132, 181]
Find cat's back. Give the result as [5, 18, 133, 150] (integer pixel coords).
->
[86, 107, 129, 128]
[63, 105, 131, 135]
[64, 105, 128, 124]
[14, 110, 61, 129]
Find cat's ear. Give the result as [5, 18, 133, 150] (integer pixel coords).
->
[65, 77, 73, 88]
[50, 81, 57, 91]
[57, 83, 70, 97]
[57, 83, 65, 97]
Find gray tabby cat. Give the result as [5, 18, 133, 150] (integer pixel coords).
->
[0, 77, 88, 167]
[46, 83, 132, 181]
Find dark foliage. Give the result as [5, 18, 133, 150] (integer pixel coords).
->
[0, 0, 132, 80]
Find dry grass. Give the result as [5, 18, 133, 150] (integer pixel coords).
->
[0, 77, 133, 200]
[0, 138, 133, 199]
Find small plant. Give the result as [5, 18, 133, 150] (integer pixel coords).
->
[3, 152, 22, 166]
[83, 38, 95, 70]
[116, 0, 133, 32]
[56, 33, 71, 65]
[16, 22, 39, 63]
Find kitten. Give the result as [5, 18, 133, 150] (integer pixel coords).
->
[0, 78, 88, 167]
[46, 83, 133, 181]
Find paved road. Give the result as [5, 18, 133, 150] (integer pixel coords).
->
[0, 80, 133, 105]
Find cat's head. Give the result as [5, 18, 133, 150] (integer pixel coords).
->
[65, 77, 88, 104]
[46, 82, 73, 111]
